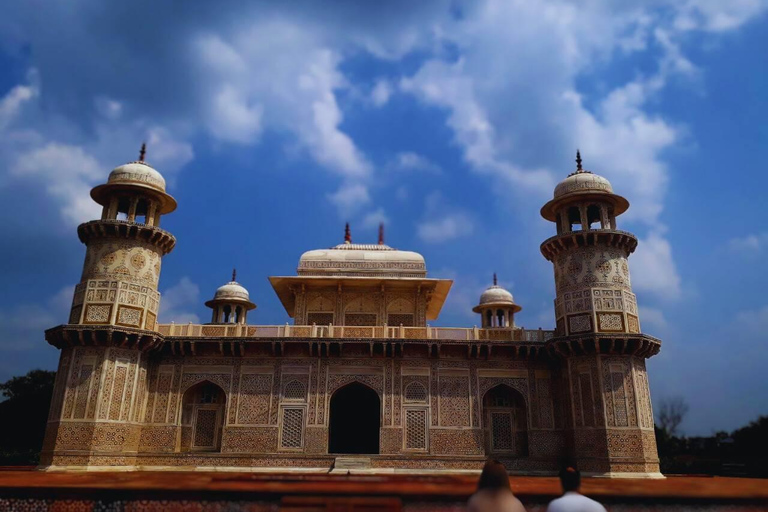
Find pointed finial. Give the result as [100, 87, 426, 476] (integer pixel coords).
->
[232, 268, 237, 282]
[344, 223, 351, 244]
[378, 223, 384, 245]
[575, 149, 582, 171]
[139, 142, 147, 162]
[493, 272, 498, 286]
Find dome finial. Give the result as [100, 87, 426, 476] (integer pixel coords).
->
[139, 142, 147, 162]
[575, 149, 582, 171]
[232, 268, 237, 282]
[493, 272, 497, 286]
[344, 223, 351, 244]
[378, 223, 385, 245]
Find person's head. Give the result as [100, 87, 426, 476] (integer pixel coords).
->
[559, 466, 581, 493]
[477, 459, 511, 491]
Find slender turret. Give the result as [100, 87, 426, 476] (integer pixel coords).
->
[540, 153, 662, 477]
[41, 146, 177, 468]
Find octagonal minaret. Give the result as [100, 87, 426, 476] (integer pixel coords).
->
[540, 152, 662, 477]
[68, 144, 176, 331]
[41, 145, 177, 468]
[540, 151, 640, 337]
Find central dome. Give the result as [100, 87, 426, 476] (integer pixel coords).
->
[298, 243, 427, 278]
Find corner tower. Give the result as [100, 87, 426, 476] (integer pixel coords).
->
[41, 146, 176, 468]
[541, 151, 638, 337]
[69, 144, 176, 330]
[541, 152, 662, 477]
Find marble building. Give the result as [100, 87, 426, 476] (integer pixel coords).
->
[41, 148, 662, 476]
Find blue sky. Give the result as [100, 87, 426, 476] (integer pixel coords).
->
[0, 0, 766, 436]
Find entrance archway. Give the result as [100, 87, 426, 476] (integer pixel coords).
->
[180, 380, 226, 452]
[329, 382, 380, 454]
[483, 384, 528, 457]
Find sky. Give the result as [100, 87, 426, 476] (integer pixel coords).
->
[0, 0, 766, 436]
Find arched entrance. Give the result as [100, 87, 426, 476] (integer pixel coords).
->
[329, 382, 380, 454]
[483, 384, 528, 457]
[180, 381, 226, 452]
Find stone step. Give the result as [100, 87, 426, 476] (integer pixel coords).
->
[334, 457, 372, 470]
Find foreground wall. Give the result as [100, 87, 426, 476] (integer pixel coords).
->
[42, 341, 659, 476]
[44, 348, 566, 472]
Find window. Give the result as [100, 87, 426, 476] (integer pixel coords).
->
[283, 380, 306, 401]
[280, 407, 305, 449]
[404, 382, 428, 403]
[135, 198, 149, 224]
[587, 204, 602, 229]
[567, 206, 581, 231]
[307, 312, 334, 325]
[405, 409, 428, 450]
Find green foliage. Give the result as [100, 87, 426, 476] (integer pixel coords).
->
[0, 369, 56, 466]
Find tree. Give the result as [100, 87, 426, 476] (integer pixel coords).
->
[0, 369, 56, 465]
[657, 396, 689, 437]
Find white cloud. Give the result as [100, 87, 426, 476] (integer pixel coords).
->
[10, 143, 103, 226]
[327, 182, 370, 217]
[418, 212, 474, 243]
[196, 29, 370, 179]
[94, 96, 123, 120]
[631, 231, 682, 299]
[734, 304, 768, 335]
[145, 126, 195, 174]
[0, 84, 37, 130]
[728, 232, 768, 253]
[673, 0, 768, 32]
[158, 277, 201, 324]
[208, 85, 264, 144]
[390, 152, 441, 174]
[638, 306, 668, 331]
[362, 208, 390, 230]
[371, 79, 392, 107]
[0, 285, 73, 351]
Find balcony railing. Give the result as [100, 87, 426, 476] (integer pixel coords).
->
[156, 323, 554, 342]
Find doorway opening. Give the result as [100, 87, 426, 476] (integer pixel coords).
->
[483, 384, 528, 457]
[328, 382, 380, 454]
[180, 380, 226, 452]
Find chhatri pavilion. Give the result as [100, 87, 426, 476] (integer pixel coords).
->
[41, 148, 662, 476]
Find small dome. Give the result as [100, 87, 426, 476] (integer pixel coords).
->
[540, 153, 629, 222]
[107, 161, 167, 193]
[478, 285, 515, 306]
[90, 149, 177, 214]
[473, 276, 522, 313]
[205, 271, 256, 312]
[553, 170, 613, 199]
[212, 281, 251, 302]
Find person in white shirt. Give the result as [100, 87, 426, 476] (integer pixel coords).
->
[467, 459, 527, 512]
[546, 467, 606, 512]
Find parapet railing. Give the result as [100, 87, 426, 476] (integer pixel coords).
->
[156, 323, 555, 342]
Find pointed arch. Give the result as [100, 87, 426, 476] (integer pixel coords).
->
[180, 380, 226, 452]
[482, 384, 528, 457]
[328, 381, 381, 454]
